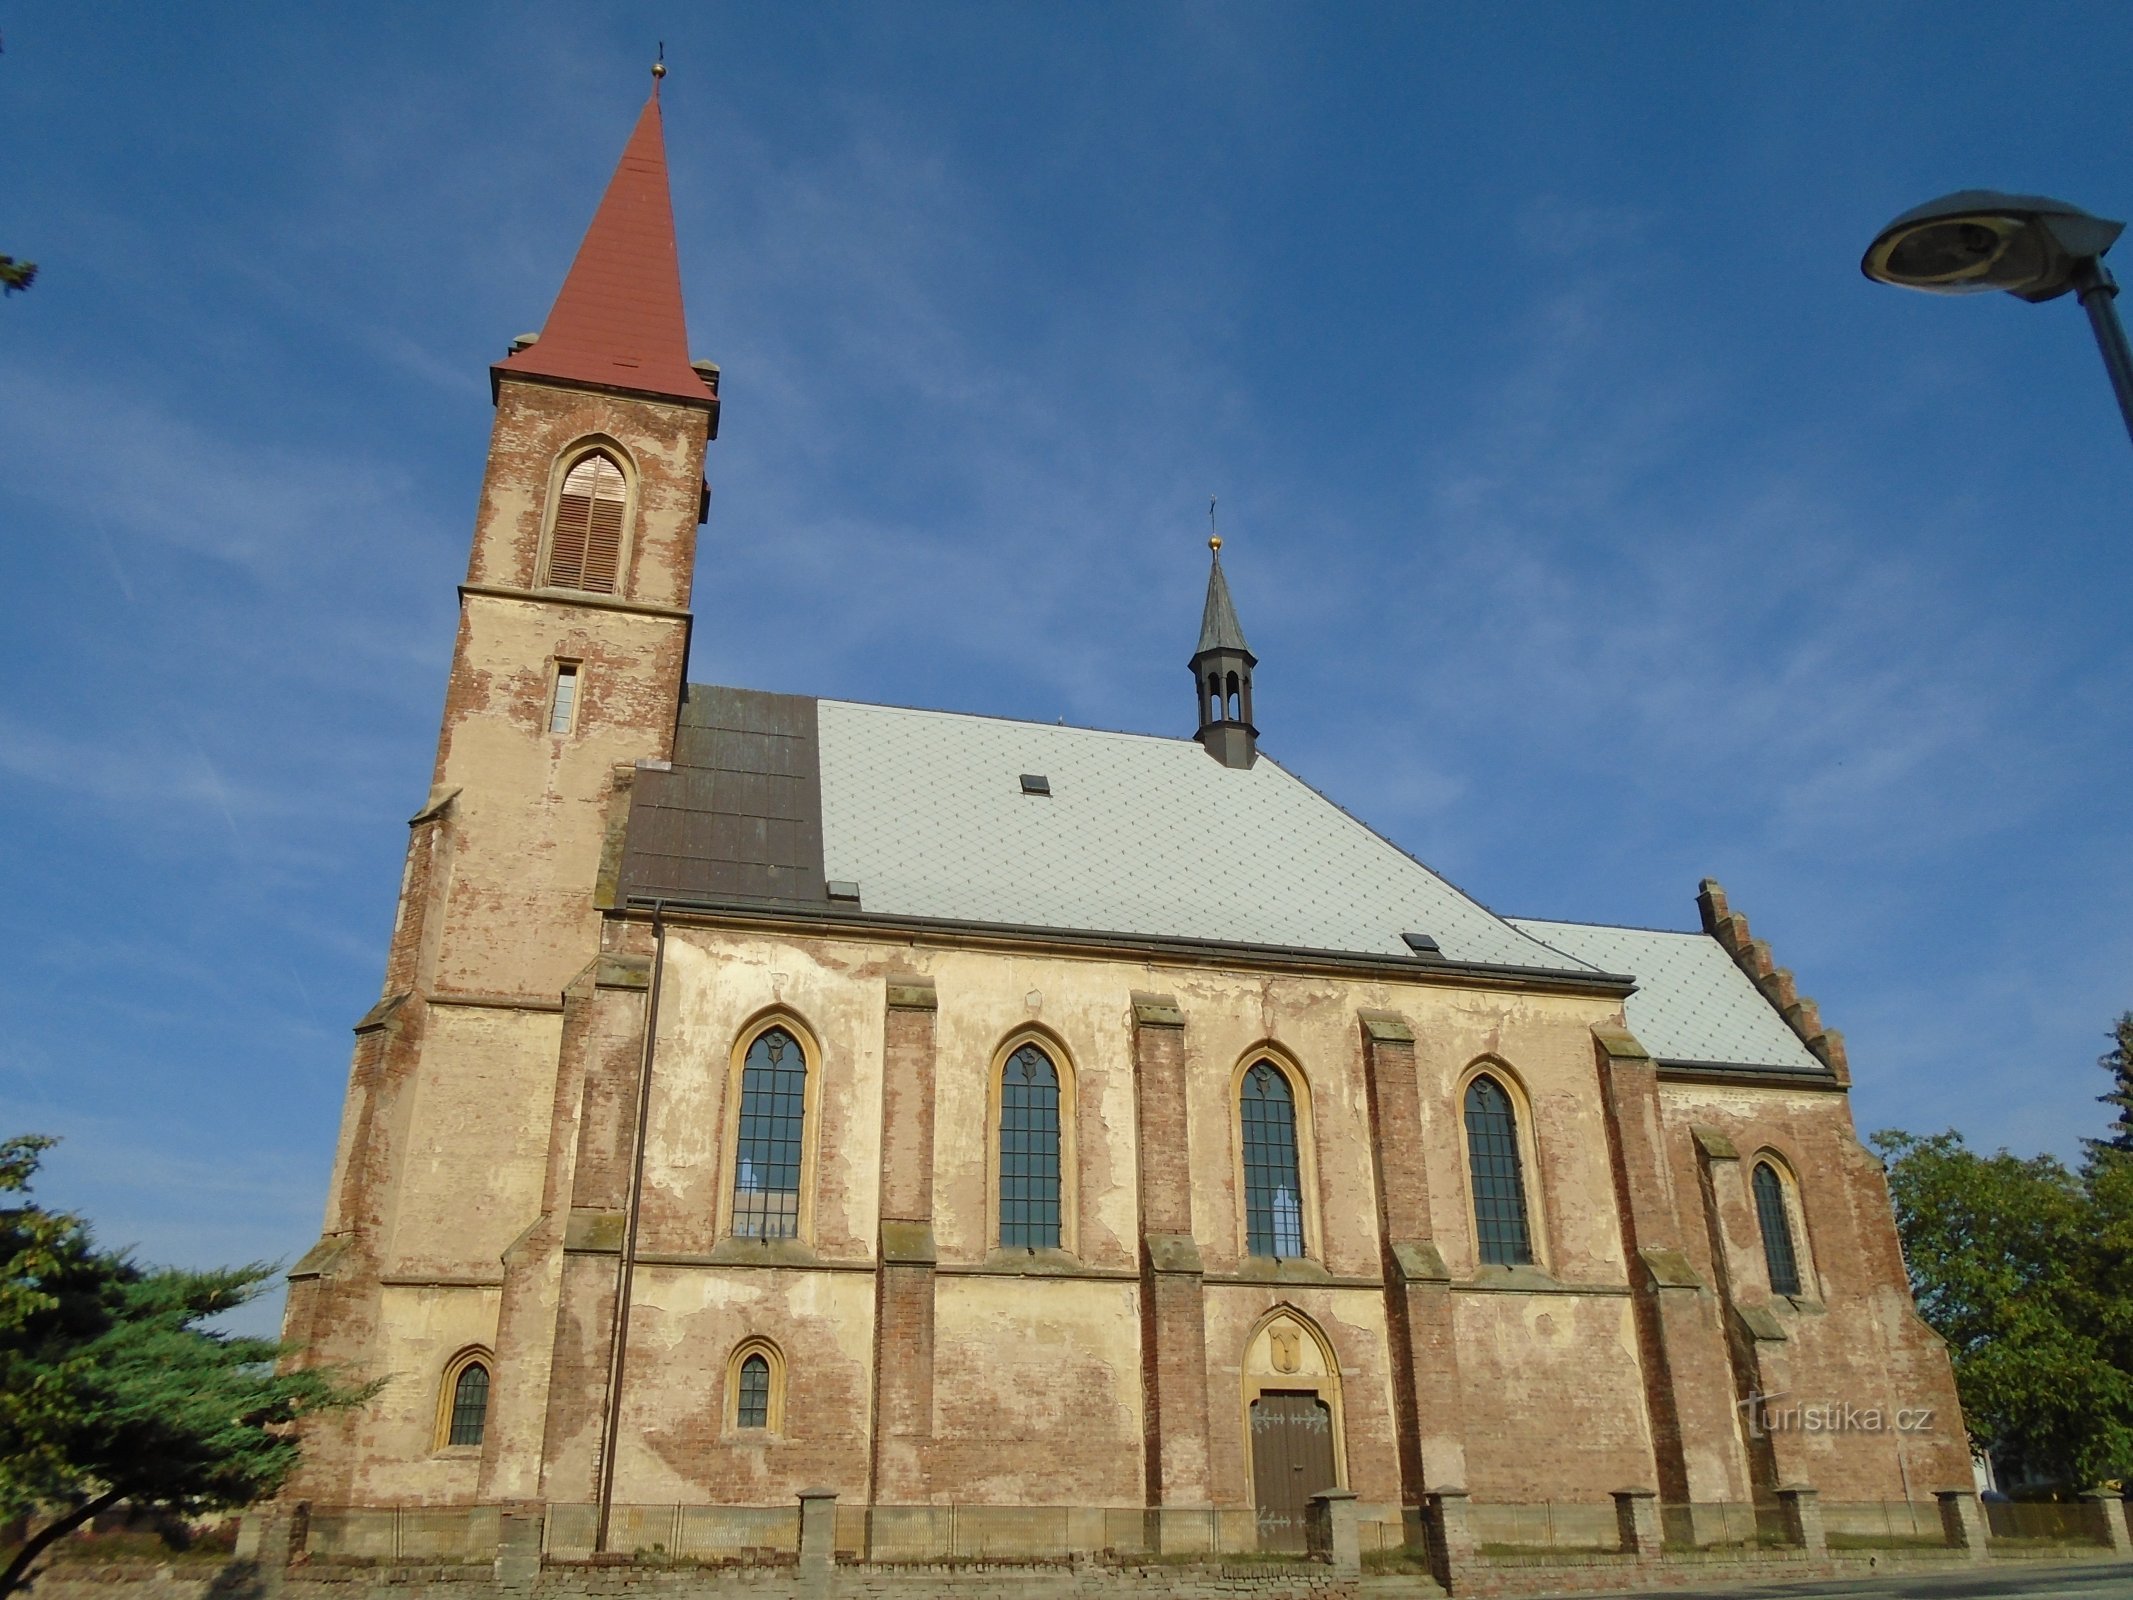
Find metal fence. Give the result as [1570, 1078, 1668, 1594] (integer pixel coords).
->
[540, 1503, 799, 1562]
[305, 1495, 2131, 1571]
[305, 1506, 500, 1564]
[1984, 1499, 2113, 1548]
[1821, 1500, 1947, 1549]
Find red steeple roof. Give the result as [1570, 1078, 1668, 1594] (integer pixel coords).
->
[496, 90, 713, 408]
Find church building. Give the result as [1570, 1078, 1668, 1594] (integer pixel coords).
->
[281, 81, 1971, 1557]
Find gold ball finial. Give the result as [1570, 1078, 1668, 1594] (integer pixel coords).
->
[1209, 534, 1223, 554]
[652, 60, 667, 80]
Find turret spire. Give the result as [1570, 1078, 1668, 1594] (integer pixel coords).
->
[495, 85, 713, 409]
[1190, 521, 1258, 769]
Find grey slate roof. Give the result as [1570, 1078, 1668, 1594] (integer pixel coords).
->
[1509, 918, 1829, 1075]
[617, 685, 1837, 1074]
[810, 698, 1590, 970]
[1195, 557, 1251, 655]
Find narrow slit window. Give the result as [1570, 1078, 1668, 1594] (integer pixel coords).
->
[999, 1044, 1062, 1250]
[736, 1353, 771, 1429]
[1753, 1162, 1804, 1296]
[548, 663, 579, 734]
[733, 1028, 806, 1239]
[447, 1361, 489, 1446]
[547, 452, 627, 593]
[1464, 1075, 1534, 1266]
[1241, 1061, 1306, 1258]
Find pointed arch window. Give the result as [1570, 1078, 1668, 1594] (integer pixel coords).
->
[736, 1353, 771, 1428]
[1752, 1161, 1804, 1296]
[733, 1027, 806, 1239]
[436, 1350, 491, 1449]
[1241, 1061, 1306, 1258]
[546, 451, 627, 594]
[1000, 1043, 1063, 1250]
[726, 1338, 786, 1434]
[1464, 1075, 1533, 1266]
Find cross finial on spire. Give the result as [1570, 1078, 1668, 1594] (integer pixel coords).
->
[1209, 494, 1222, 555]
[652, 41, 666, 92]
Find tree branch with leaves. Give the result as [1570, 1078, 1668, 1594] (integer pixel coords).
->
[0, 1137, 373, 1599]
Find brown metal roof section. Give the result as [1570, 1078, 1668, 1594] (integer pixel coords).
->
[618, 686, 829, 909]
[494, 91, 715, 409]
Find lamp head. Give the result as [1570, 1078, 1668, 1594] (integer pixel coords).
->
[1862, 190, 2125, 303]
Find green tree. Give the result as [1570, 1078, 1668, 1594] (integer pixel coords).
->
[1872, 1128, 2133, 1487]
[0, 1136, 371, 1598]
[0, 257, 33, 296]
[2088, 1012, 2133, 1163]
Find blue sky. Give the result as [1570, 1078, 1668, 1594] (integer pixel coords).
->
[4, 4, 2130, 1332]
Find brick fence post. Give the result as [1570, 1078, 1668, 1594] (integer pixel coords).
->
[1307, 1490, 1360, 1578]
[235, 1501, 308, 1595]
[495, 1502, 544, 1588]
[798, 1488, 838, 1594]
[1776, 1486, 1825, 1556]
[2084, 1491, 2131, 1553]
[1611, 1490, 1659, 1559]
[1422, 1488, 1475, 1593]
[1935, 1489, 1988, 1561]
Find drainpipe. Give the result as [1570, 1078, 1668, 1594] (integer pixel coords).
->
[595, 900, 667, 1554]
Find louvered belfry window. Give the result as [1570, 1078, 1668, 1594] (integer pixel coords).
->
[547, 452, 626, 593]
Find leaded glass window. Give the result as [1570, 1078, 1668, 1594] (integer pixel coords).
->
[736, 1353, 771, 1429]
[1464, 1075, 1533, 1266]
[1000, 1044, 1062, 1250]
[448, 1360, 489, 1446]
[1241, 1062, 1306, 1258]
[1753, 1162, 1803, 1296]
[733, 1028, 806, 1239]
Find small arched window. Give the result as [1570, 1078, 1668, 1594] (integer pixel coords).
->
[443, 1355, 490, 1447]
[1241, 1061, 1306, 1258]
[546, 452, 627, 594]
[1464, 1075, 1533, 1266]
[1000, 1043, 1063, 1250]
[736, 1353, 771, 1428]
[1752, 1161, 1803, 1296]
[727, 1338, 786, 1433]
[733, 1027, 806, 1239]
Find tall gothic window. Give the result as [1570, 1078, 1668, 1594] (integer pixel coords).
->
[733, 1028, 806, 1239]
[1753, 1161, 1804, 1296]
[446, 1358, 489, 1447]
[736, 1353, 771, 1429]
[1241, 1061, 1306, 1258]
[546, 451, 626, 593]
[1464, 1075, 1533, 1266]
[999, 1043, 1062, 1250]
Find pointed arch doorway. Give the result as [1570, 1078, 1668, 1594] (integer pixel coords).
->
[1242, 1309, 1346, 1551]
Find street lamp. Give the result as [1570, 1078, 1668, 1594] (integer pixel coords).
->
[1862, 189, 2133, 447]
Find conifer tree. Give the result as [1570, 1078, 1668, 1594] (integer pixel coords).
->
[0, 1137, 371, 1599]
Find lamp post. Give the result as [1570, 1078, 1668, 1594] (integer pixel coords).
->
[1862, 189, 2133, 448]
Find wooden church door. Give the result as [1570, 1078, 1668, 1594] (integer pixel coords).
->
[1250, 1391, 1337, 1550]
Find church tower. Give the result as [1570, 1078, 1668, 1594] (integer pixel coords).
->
[1190, 534, 1257, 767]
[282, 75, 718, 1503]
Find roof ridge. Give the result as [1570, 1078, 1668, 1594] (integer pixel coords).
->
[1509, 914, 1702, 938]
